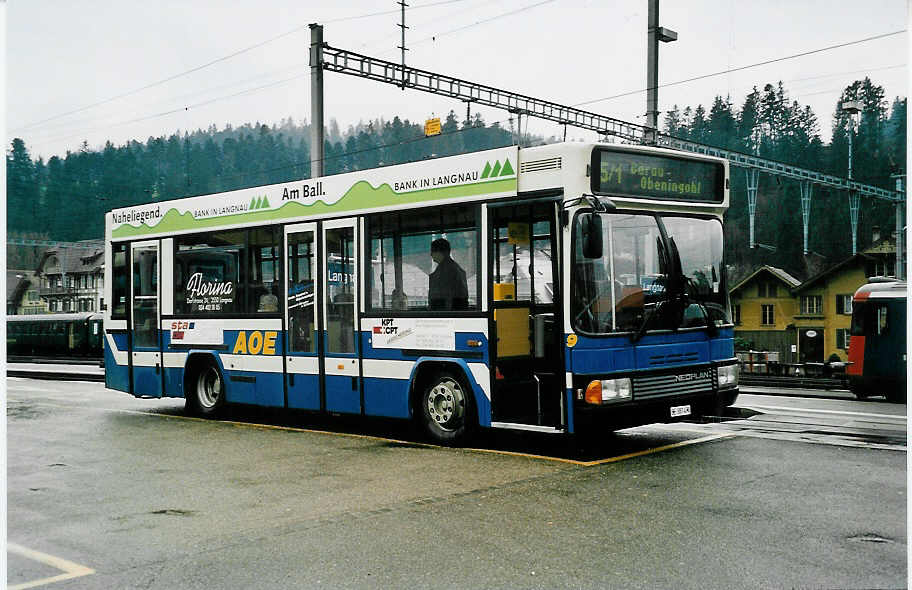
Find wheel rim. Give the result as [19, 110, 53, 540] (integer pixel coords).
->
[196, 367, 222, 409]
[426, 378, 465, 432]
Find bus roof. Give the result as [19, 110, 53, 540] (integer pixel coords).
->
[106, 142, 728, 242]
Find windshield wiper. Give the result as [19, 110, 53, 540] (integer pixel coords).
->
[684, 276, 718, 336]
[631, 299, 665, 343]
[630, 236, 678, 343]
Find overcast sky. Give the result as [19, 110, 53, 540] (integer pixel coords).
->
[5, 0, 909, 161]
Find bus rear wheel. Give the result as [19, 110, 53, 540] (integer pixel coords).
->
[186, 361, 225, 417]
[419, 371, 473, 445]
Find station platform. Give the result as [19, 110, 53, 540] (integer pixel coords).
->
[6, 362, 105, 381]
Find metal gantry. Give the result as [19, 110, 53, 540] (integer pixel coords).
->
[745, 168, 760, 249]
[309, 27, 904, 270]
[800, 182, 812, 255]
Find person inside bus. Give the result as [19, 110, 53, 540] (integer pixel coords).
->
[391, 287, 408, 310]
[258, 284, 279, 312]
[428, 238, 468, 310]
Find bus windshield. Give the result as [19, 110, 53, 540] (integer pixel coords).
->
[572, 212, 729, 335]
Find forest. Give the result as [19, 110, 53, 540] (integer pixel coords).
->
[6, 77, 906, 281]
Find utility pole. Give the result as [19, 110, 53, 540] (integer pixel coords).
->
[645, 0, 677, 145]
[310, 24, 325, 179]
[398, 1, 409, 89]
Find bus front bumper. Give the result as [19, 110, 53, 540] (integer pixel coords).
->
[573, 387, 739, 433]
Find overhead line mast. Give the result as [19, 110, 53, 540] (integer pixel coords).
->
[307, 23, 903, 271]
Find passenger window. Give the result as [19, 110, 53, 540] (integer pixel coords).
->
[325, 226, 356, 354]
[368, 205, 479, 312]
[287, 232, 316, 353]
[174, 230, 244, 315]
[248, 227, 280, 314]
[876, 305, 889, 335]
[111, 243, 128, 319]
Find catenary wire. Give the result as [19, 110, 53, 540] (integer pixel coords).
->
[572, 29, 907, 108]
[11, 0, 474, 134]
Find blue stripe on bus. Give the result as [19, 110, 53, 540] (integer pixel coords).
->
[325, 375, 361, 414]
[224, 370, 255, 405]
[164, 367, 183, 398]
[363, 377, 411, 418]
[111, 332, 129, 350]
[103, 338, 130, 392]
[132, 366, 162, 397]
[569, 329, 737, 374]
[256, 372, 284, 407]
[287, 373, 320, 410]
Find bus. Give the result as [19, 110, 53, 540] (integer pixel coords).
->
[103, 142, 739, 444]
[847, 279, 907, 403]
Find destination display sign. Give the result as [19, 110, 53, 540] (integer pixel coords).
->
[592, 149, 723, 203]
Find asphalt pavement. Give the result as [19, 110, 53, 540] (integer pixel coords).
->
[7, 376, 908, 589]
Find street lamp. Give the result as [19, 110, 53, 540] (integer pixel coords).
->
[841, 100, 863, 255]
[842, 100, 862, 180]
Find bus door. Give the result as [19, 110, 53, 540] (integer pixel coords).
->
[284, 223, 320, 410]
[489, 202, 564, 429]
[129, 240, 163, 397]
[321, 219, 361, 414]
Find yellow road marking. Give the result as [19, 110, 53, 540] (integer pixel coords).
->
[11, 398, 737, 466]
[467, 433, 737, 466]
[574, 433, 737, 466]
[7, 543, 95, 590]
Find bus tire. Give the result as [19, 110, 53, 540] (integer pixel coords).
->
[418, 370, 474, 445]
[186, 360, 225, 417]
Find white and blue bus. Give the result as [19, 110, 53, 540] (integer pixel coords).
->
[103, 142, 739, 444]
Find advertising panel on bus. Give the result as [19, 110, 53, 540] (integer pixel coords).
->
[109, 146, 518, 240]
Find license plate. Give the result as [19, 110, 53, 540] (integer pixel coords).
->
[670, 404, 691, 418]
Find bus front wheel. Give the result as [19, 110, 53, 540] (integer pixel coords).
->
[419, 371, 473, 445]
[186, 361, 225, 417]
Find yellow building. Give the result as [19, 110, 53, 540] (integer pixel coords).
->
[729, 265, 801, 362]
[792, 238, 897, 363]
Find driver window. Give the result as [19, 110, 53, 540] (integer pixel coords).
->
[572, 213, 665, 333]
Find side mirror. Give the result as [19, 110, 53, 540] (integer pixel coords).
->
[581, 213, 603, 259]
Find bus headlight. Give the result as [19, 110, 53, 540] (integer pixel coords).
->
[718, 365, 739, 389]
[584, 378, 633, 405]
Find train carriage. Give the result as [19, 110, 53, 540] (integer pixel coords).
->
[7, 312, 104, 358]
[847, 279, 907, 403]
